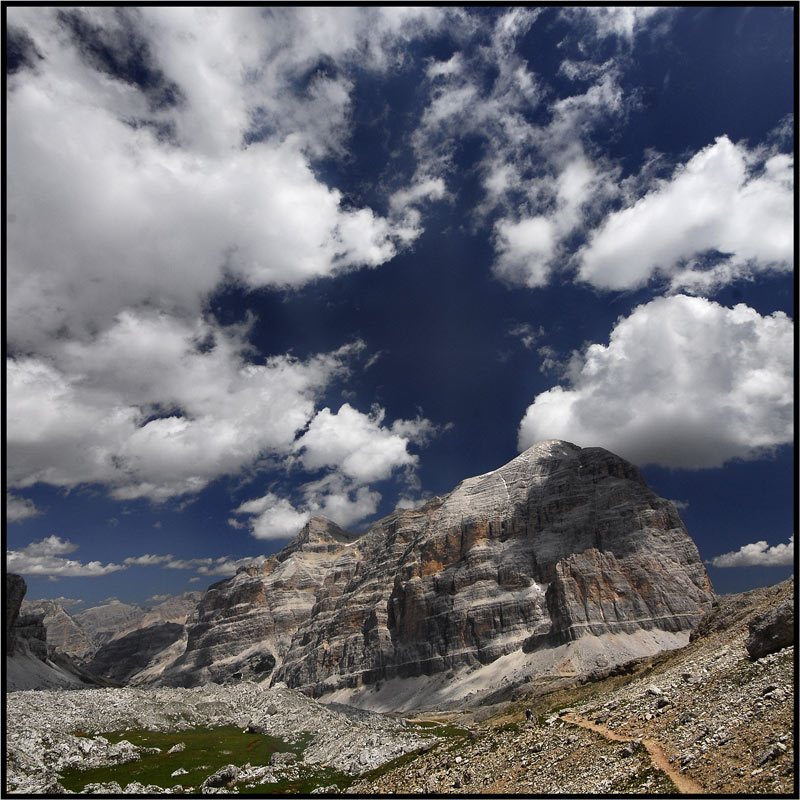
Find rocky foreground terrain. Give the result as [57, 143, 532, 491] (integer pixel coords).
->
[6, 578, 794, 795]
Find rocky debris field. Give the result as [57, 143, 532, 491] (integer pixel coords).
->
[348, 713, 678, 794]
[349, 578, 796, 796]
[5, 683, 427, 794]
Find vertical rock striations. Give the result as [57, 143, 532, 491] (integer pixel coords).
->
[160, 441, 715, 699]
[6, 573, 27, 654]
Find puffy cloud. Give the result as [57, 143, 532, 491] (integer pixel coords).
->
[389, 177, 448, 244]
[518, 295, 793, 468]
[6, 493, 42, 522]
[7, 537, 127, 578]
[124, 552, 265, 576]
[294, 403, 419, 483]
[233, 479, 381, 541]
[493, 217, 557, 287]
[6, 7, 445, 354]
[578, 136, 794, 291]
[146, 594, 173, 604]
[6, 313, 359, 500]
[6, 7, 446, 519]
[233, 403, 436, 538]
[123, 554, 173, 567]
[49, 597, 85, 609]
[411, 11, 625, 289]
[708, 535, 794, 568]
[235, 494, 314, 541]
[231, 403, 438, 538]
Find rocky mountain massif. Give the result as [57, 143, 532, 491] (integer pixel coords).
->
[6, 578, 201, 692]
[159, 440, 715, 706]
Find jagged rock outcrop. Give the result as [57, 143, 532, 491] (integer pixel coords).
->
[6, 573, 27, 654]
[21, 599, 95, 661]
[5, 573, 110, 691]
[114, 592, 201, 638]
[73, 601, 147, 649]
[745, 598, 794, 660]
[161, 518, 358, 686]
[160, 442, 714, 700]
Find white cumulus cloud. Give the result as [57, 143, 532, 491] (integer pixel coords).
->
[234, 404, 436, 539]
[578, 136, 794, 291]
[232, 480, 381, 541]
[7, 537, 127, 578]
[518, 295, 793, 469]
[7, 314, 359, 501]
[6, 493, 42, 522]
[293, 403, 419, 484]
[708, 535, 794, 568]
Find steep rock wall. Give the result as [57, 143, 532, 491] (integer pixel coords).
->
[160, 441, 714, 695]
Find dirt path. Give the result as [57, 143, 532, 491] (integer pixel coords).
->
[562, 712, 706, 795]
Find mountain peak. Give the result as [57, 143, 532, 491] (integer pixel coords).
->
[159, 443, 714, 700]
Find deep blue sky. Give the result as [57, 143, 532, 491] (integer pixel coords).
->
[6, 7, 795, 607]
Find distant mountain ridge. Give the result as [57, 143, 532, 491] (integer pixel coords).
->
[154, 440, 715, 708]
[17, 592, 202, 669]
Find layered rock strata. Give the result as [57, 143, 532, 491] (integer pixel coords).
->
[21, 600, 95, 661]
[161, 441, 715, 697]
[85, 623, 187, 684]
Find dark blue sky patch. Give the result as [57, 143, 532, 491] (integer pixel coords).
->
[5, 25, 42, 75]
[58, 8, 184, 111]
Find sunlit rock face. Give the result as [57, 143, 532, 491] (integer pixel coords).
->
[20, 599, 96, 661]
[160, 441, 714, 694]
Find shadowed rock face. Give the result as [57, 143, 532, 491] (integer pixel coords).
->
[160, 441, 715, 693]
[85, 623, 187, 684]
[21, 600, 96, 661]
[6, 574, 27, 654]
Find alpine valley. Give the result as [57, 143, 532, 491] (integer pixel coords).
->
[6, 442, 794, 795]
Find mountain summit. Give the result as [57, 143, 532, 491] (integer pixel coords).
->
[159, 441, 714, 708]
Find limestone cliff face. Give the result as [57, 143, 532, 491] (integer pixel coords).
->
[85, 622, 186, 684]
[161, 441, 714, 693]
[161, 518, 359, 686]
[21, 600, 96, 661]
[73, 602, 146, 649]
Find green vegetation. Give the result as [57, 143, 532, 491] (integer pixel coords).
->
[244, 765, 353, 795]
[58, 726, 305, 794]
[497, 721, 521, 734]
[58, 721, 471, 795]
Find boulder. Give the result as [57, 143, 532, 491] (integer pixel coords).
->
[201, 764, 239, 791]
[746, 599, 794, 660]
